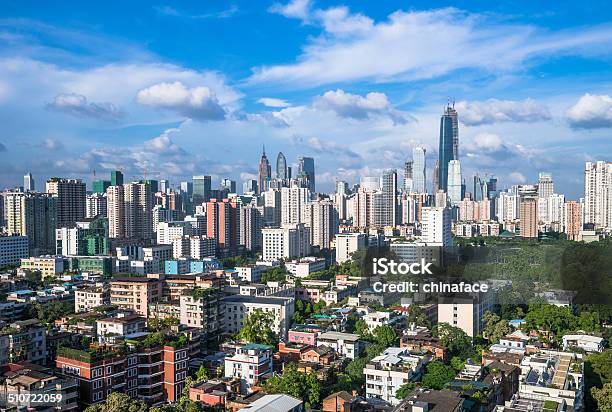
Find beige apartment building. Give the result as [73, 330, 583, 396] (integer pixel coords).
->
[19, 256, 64, 279]
[74, 285, 110, 313]
[110, 277, 162, 316]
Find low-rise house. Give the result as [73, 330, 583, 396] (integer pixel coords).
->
[288, 324, 322, 346]
[224, 343, 273, 394]
[562, 334, 605, 352]
[317, 331, 362, 360]
[96, 314, 146, 344]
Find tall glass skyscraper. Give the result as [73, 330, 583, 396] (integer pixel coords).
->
[412, 146, 426, 193]
[298, 156, 315, 192]
[447, 160, 462, 205]
[276, 152, 287, 179]
[192, 175, 211, 203]
[438, 104, 458, 192]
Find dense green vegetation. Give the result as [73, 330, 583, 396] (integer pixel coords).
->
[262, 363, 321, 408]
[237, 309, 277, 346]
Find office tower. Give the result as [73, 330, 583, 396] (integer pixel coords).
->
[336, 181, 349, 196]
[239, 204, 263, 251]
[276, 152, 288, 180]
[302, 199, 339, 249]
[86, 192, 107, 218]
[412, 147, 426, 193]
[473, 175, 485, 202]
[447, 160, 462, 205]
[404, 161, 413, 192]
[421, 207, 453, 248]
[519, 185, 538, 238]
[111, 170, 124, 187]
[258, 146, 272, 194]
[5, 191, 57, 255]
[221, 179, 237, 193]
[537, 173, 554, 198]
[262, 224, 310, 261]
[192, 175, 212, 204]
[46, 178, 86, 227]
[206, 198, 239, 251]
[124, 182, 154, 240]
[432, 161, 440, 194]
[264, 188, 282, 226]
[23, 173, 35, 192]
[243, 179, 258, 194]
[297, 156, 315, 193]
[281, 185, 310, 225]
[564, 201, 583, 241]
[583, 161, 612, 230]
[92, 180, 110, 194]
[438, 104, 458, 192]
[159, 180, 170, 194]
[379, 169, 398, 226]
[180, 181, 193, 196]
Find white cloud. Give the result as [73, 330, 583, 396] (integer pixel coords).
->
[456, 98, 551, 126]
[143, 128, 184, 154]
[269, 0, 311, 20]
[257, 97, 291, 108]
[253, 6, 612, 87]
[312, 89, 412, 124]
[566, 93, 612, 129]
[509, 171, 526, 183]
[42, 138, 64, 151]
[472, 133, 503, 151]
[137, 81, 226, 121]
[47, 93, 122, 119]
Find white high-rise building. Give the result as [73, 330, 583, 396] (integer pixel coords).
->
[584, 161, 612, 230]
[281, 185, 310, 225]
[86, 193, 107, 218]
[379, 169, 398, 227]
[23, 173, 35, 192]
[264, 189, 281, 226]
[302, 199, 339, 249]
[157, 221, 193, 245]
[496, 190, 520, 222]
[421, 207, 452, 248]
[537, 173, 554, 198]
[412, 146, 427, 193]
[261, 224, 310, 261]
[239, 204, 263, 251]
[335, 233, 368, 264]
[106, 185, 124, 238]
[447, 160, 462, 205]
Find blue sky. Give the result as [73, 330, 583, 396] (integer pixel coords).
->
[1, 1, 611, 198]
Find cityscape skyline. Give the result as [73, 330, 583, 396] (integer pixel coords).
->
[1, 1, 612, 198]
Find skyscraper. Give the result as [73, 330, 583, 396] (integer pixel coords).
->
[123, 181, 153, 240]
[243, 180, 258, 194]
[302, 199, 339, 249]
[412, 146, 426, 193]
[5, 191, 56, 255]
[335, 181, 349, 196]
[221, 179, 236, 193]
[192, 175, 211, 204]
[404, 161, 413, 192]
[297, 156, 315, 193]
[379, 169, 398, 226]
[276, 152, 287, 180]
[537, 173, 554, 198]
[258, 146, 272, 194]
[447, 160, 462, 205]
[433, 161, 440, 194]
[519, 185, 538, 238]
[23, 173, 35, 192]
[438, 104, 458, 192]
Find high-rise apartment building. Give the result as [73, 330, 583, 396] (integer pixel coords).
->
[412, 146, 427, 193]
[106, 185, 124, 238]
[519, 185, 538, 238]
[421, 207, 452, 248]
[335, 233, 367, 264]
[537, 173, 554, 198]
[206, 198, 239, 251]
[239, 204, 263, 251]
[583, 161, 612, 230]
[379, 169, 398, 227]
[264, 188, 281, 226]
[46, 178, 86, 227]
[564, 201, 583, 241]
[261, 224, 310, 261]
[5, 191, 57, 255]
[302, 199, 339, 250]
[86, 192, 107, 218]
[281, 185, 310, 225]
[123, 182, 153, 240]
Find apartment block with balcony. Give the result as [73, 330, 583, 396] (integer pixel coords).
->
[0, 319, 47, 365]
[75, 285, 110, 313]
[110, 277, 162, 316]
[224, 343, 273, 394]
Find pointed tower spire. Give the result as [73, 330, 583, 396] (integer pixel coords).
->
[262, 144, 266, 156]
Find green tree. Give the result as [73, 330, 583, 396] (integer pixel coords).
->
[432, 323, 474, 359]
[237, 309, 277, 346]
[373, 325, 397, 347]
[354, 319, 370, 340]
[450, 357, 465, 373]
[263, 363, 321, 408]
[421, 361, 457, 390]
[592, 382, 612, 412]
[395, 382, 417, 400]
[483, 311, 511, 344]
